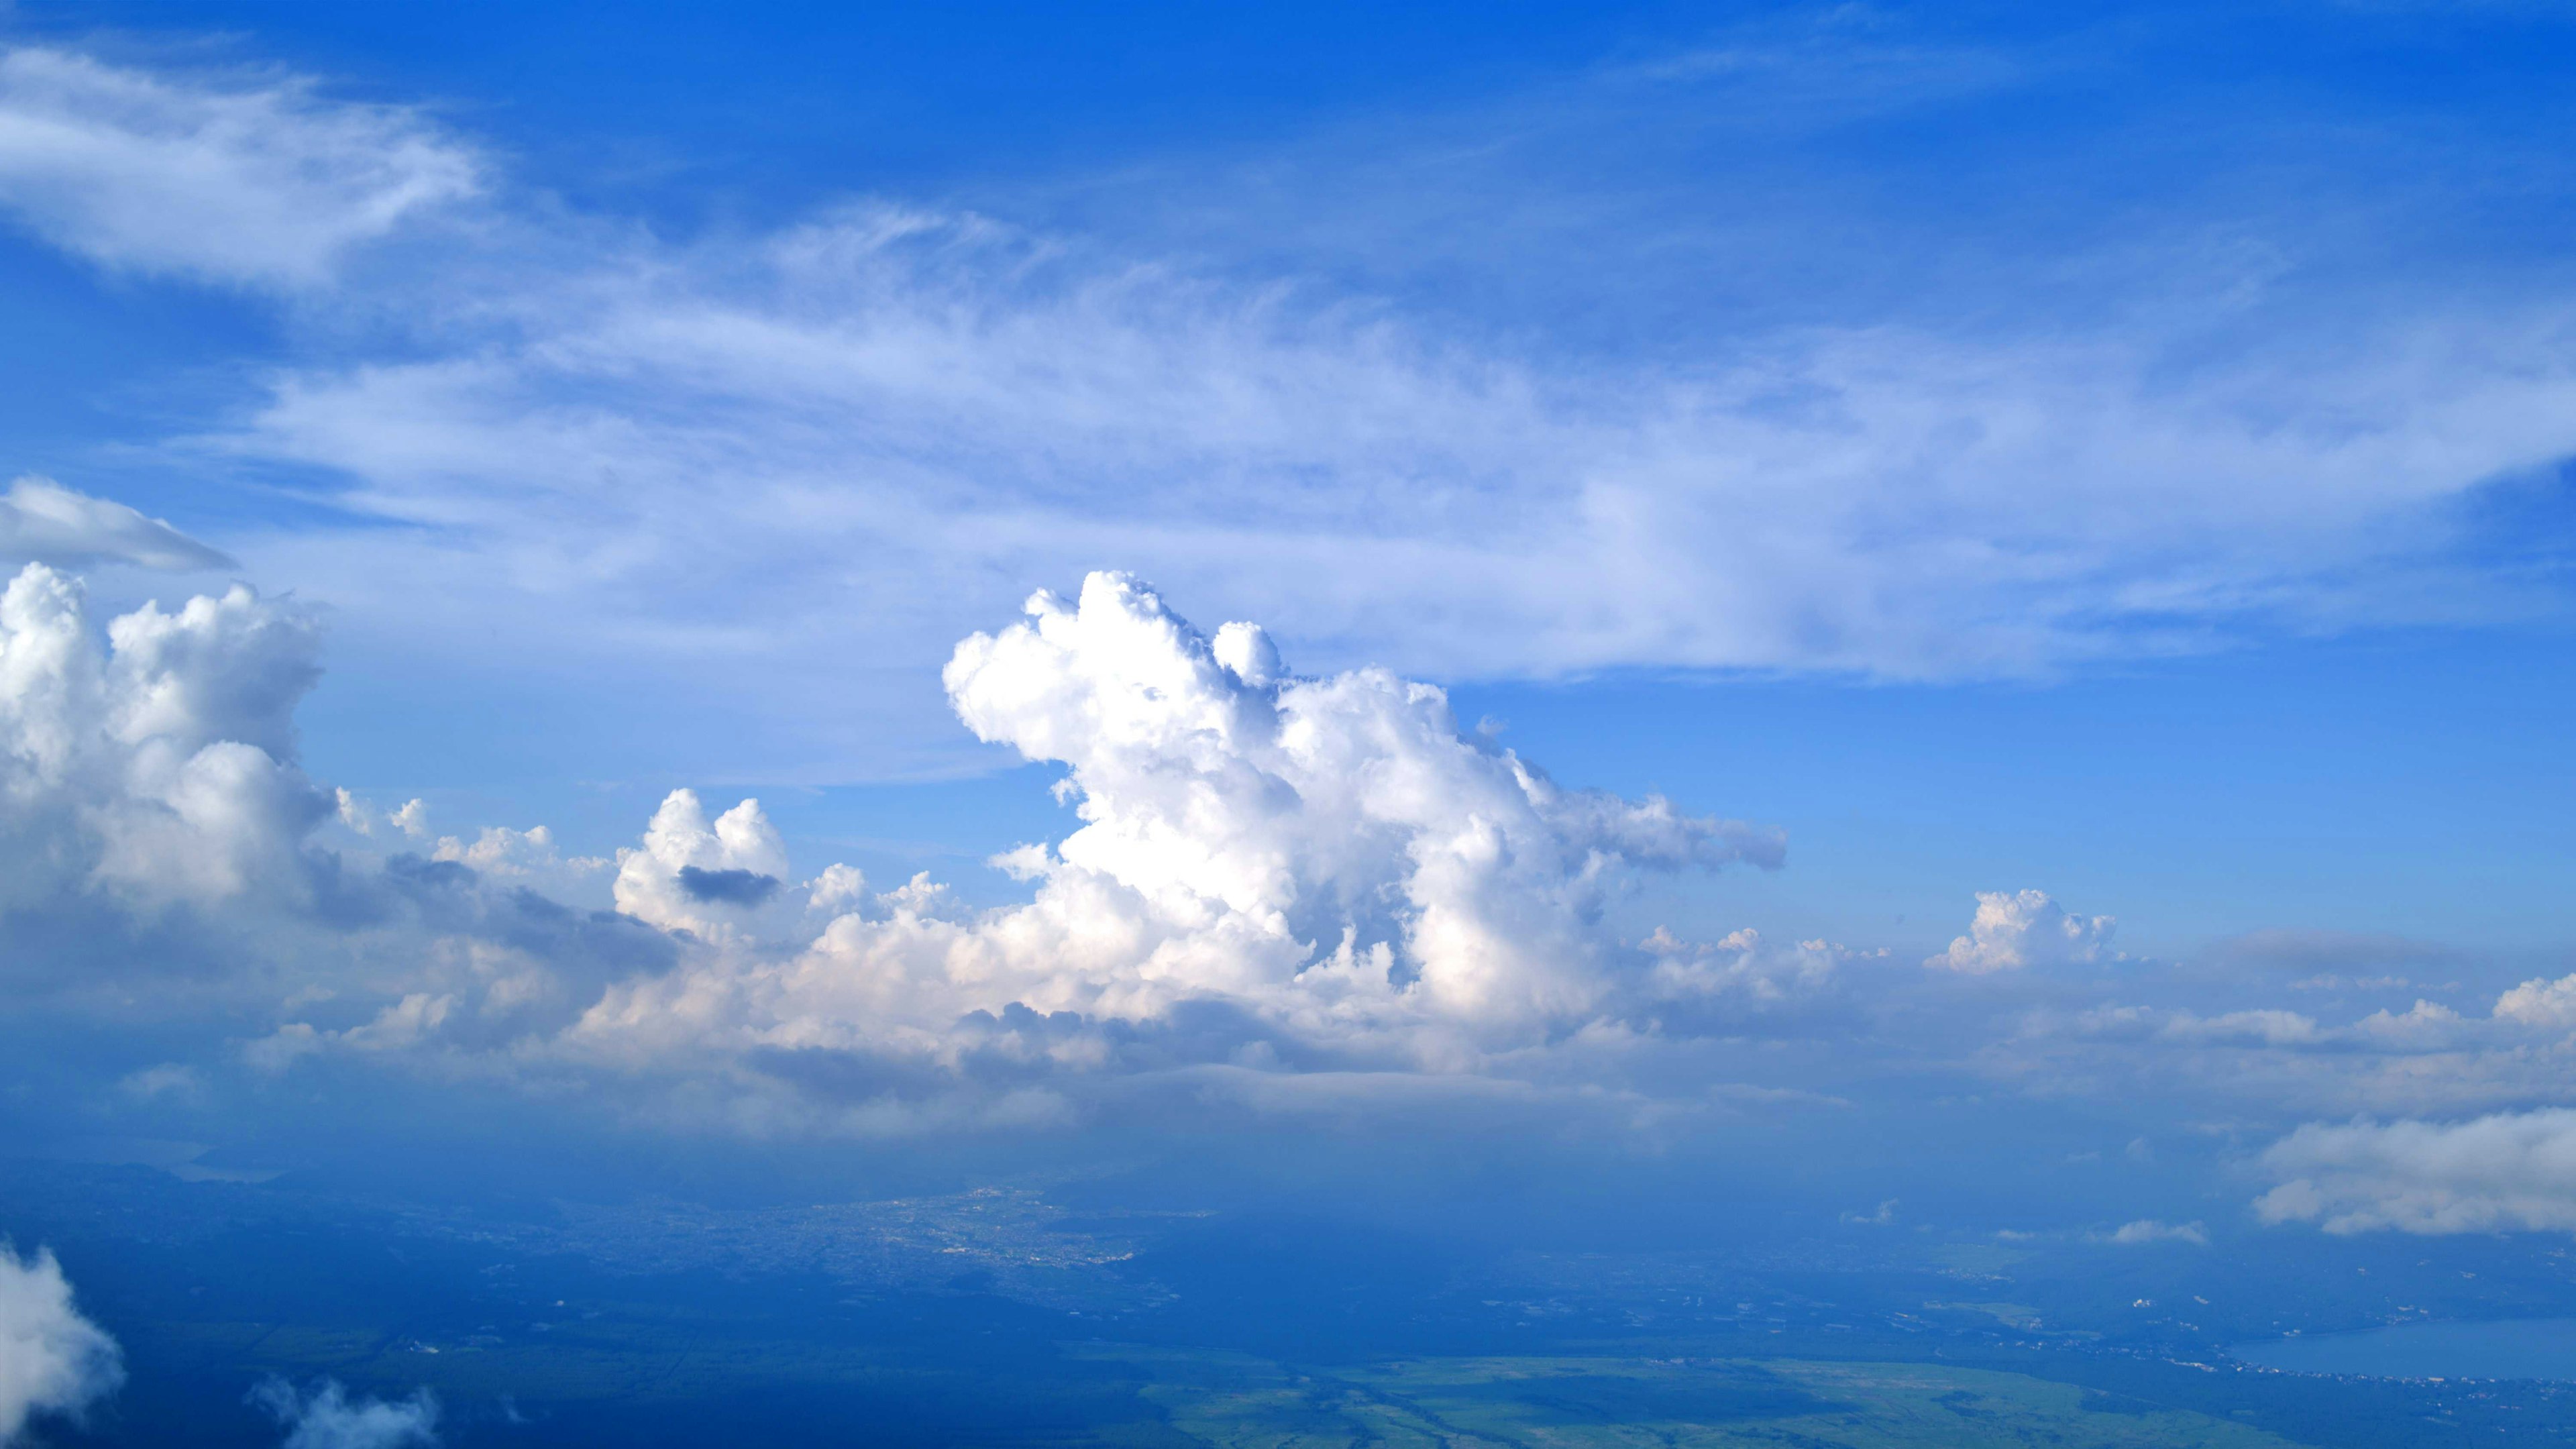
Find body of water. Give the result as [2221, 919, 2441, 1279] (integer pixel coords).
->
[2233, 1319, 2576, 1381]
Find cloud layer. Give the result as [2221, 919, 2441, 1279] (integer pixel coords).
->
[2259, 1110, 2576, 1235]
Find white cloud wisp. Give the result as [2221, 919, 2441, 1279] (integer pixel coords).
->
[0, 46, 474, 287]
[0, 476, 231, 572]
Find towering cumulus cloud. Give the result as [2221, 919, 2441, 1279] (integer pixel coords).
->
[0, 1245, 122, 1444]
[576, 573, 1784, 1082]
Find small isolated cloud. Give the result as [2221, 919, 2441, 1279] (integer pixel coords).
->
[0, 1244, 123, 1444]
[249, 1378, 438, 1449]
[1928, 890, 2114, 973]
[2157, 1008, 2322, 1046]
[1841, 1198, 1898, 1226]
[116, 1061, 203, 1103]
[0, 478, 231, 572]
[2104, 1219, 2208, 1246]
[2257, 1109, 2576, 1234]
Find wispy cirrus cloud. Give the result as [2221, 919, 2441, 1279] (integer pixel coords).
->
[0, 38, 2565, 777]
[0, 46, 475, 288]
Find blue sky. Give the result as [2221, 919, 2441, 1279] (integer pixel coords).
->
[3, 0, 2573, 965]
[5, 7, 2576, 1393]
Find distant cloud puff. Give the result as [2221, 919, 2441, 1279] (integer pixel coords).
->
[2104, 1219, 2207, 1246]
[0, 1244, 123, 1445]
[250, 1378, 438, 1449]
[1928, 890, 2113, 973]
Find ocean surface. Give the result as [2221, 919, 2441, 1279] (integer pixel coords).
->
[2233, 1319, 2576, 1381]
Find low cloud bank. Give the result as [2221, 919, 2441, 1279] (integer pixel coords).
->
[2259, 1109, 2576, 1234]
[0, 1244, 121, 1445]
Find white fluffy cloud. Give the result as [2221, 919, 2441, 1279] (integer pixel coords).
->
[0, 1245, 121, 1446]
[564, 572, 1784, 1080]
[612, 790, 790, 939]
[0, 46, 474, 286]
[2257, 1109, 2576, 1234]
[1928, 890, 2114, 973]
[0, 560, 329, 922]
[2494, 972, 2576, 1028]
[250, 1379, 439, 1449]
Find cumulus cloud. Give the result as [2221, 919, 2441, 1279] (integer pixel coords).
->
[0, 561, 329, 924]
[250, 1379, 438, 1449]
[0, 1244, 122, 1444]
[1929, 890, 2114, 973]
[612, 789, 788, 938]
[0, 477, 231, 572]
[2257, 1109, 2576, 1234]
[2495, 972, 2576, 1028]
[1641, 926, 1851, 1004]
[566, 573, 1784, 1085]
[335, 790, 426, 840]
[0, 46, 476, 286]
